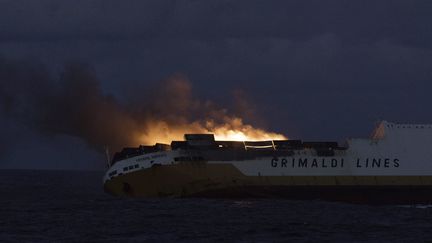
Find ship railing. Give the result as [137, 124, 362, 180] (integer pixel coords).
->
[243, 141, 276, 150]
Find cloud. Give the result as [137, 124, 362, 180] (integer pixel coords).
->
[0, 0, 431, 48]
[1, 1, 432, 169]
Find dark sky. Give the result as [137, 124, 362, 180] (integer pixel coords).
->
[1, 0, 431, 170]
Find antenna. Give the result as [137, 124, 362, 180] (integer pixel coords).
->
[105, 146, 111, 168]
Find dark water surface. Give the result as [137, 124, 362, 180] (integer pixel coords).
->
[1, 170, 432, 242]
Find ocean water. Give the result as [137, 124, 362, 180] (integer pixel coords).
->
[1, 170, 432, 242]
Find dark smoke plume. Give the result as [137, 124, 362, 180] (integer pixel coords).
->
[0, 58, 285, 159]
[0, 60, 140, 152]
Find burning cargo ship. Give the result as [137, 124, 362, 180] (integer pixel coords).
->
[103, 121, 432, 203]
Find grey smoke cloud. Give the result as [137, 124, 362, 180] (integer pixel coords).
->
[0, 58, 270, 159]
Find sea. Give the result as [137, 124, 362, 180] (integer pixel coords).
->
[1, 170, 432, 242]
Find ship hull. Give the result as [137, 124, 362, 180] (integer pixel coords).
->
[103, 122, 432, 203]
[104, 162, 432, 204]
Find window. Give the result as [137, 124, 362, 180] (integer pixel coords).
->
[134, 164, 139, 168]
[124, 167, 128, 171]
[129, 165, 134, 170]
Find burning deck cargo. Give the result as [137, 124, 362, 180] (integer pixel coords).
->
[103, 121, 432, 203]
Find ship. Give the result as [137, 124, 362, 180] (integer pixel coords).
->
[103, 121, 432, 204]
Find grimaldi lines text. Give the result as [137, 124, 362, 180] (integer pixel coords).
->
[271, 158, 400, 169]
[103, 121, 432, 204]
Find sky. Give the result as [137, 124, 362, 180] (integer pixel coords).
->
[0, 0, 431, 170]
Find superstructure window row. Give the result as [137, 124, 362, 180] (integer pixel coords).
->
[123, 164, 141, 172]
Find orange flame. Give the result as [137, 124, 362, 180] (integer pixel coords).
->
[205, 117, 286, 141]
[138, 117, 287, 145]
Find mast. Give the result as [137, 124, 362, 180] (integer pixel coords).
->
[104, 146, 111, 168]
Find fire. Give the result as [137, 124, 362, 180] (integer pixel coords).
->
[138, 117, 287, 145]
[206, 117, 286, 141]
[130, 76, 287, 146]
[212, 128, 286, 141]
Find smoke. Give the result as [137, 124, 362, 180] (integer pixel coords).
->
[0, 58, 285, 156]
[0, 60, 138, 152]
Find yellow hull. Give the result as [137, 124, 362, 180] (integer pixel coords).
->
[104, 162, 432, 202]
